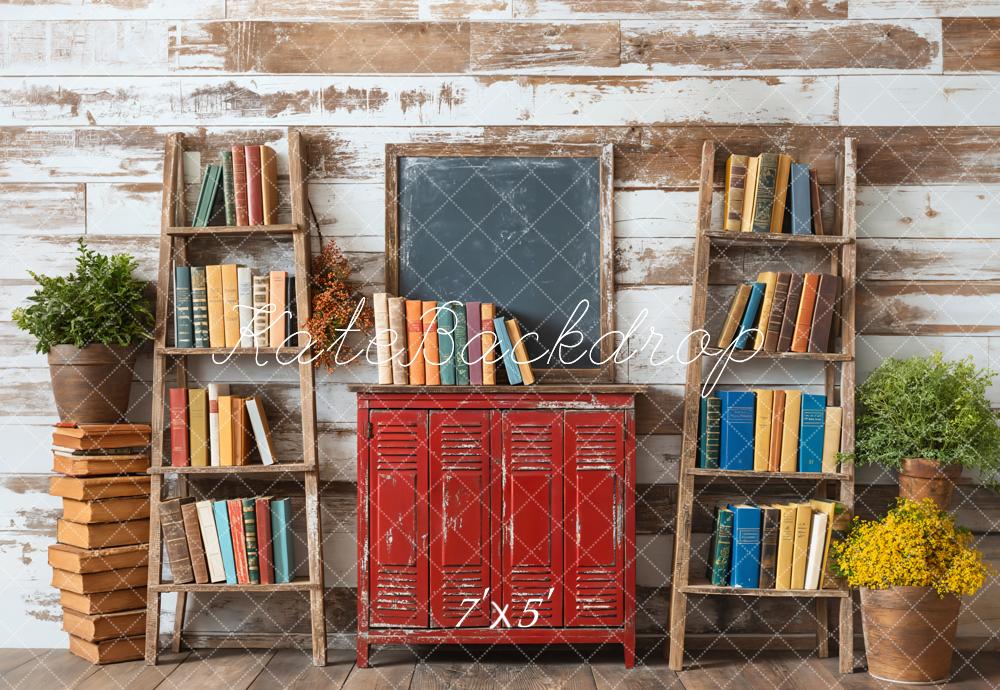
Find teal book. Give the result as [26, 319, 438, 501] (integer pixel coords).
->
[698, 396, 721, 469]
[241, 498, 260, 584]
[437, 303, 457, 385]
[221, 151, 237, 226]
[212, 500, 237, 584]
[730, 504, 762, 588]
[733, 282, 765, 350]
[718, 390, 755, 471]
[492, 317, 523, 385]
[708, 507, 734, 586]
[270, 497, 294, 584]
[750, 153, 779, 234]
[190, 266, 209, 348]
[173, 265, 194, 348]
[192, 164, 222, 227]
[453, 302, 470, 385]
[789, 163, 813, 236]
[798, 393, 827, 472]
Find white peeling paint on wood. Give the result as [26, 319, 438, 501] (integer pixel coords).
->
[858, 185, 1000, 238]
[0, 183, 84, 235]
[849, 0, 1000, 19]
[513, 0, 847, 20]
[0, 0, 225, 20]
[859, 238, 1000, 280]
[85, 183, 161, 235]
[841, 75, 1000, 126]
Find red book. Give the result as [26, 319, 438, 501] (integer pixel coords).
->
[231, 145, 249, 226]
[244, 145, 263, 226]
[255, 497, 274, 585]
[168, 388, 189, 467]
[227, 499, 250, 584]
[465, 302, 483, 385]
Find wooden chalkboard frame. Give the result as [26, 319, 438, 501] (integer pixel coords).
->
[385, 142, 615, 383]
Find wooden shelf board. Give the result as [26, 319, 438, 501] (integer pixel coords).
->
[151, 577, 318, 593]
[165, 223, 301, 236]
[704, 230, 852, 246]
[349, 384, 646, 394]
[158, 347, 289, 356]
[148, 463, 314, 475]
[682, 583, 849, 598]
[702, 347, 852, 362]
[688, 468, 849, 481]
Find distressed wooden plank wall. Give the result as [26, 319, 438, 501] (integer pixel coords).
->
[1, 0, 999, 652]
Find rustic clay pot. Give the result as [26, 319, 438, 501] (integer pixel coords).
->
[861, 586, 960, 684]
[898, 458, 962, 510]
[47, 344, 137, 423]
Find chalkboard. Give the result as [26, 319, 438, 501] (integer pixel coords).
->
[386, 144, 614, 381]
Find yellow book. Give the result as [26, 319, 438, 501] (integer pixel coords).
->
[188, 388, 208, 467]
[218, 395, 233, 467]
[221, 264, 242, 348]
[809, 499, 839, 589]
[260, 145, 278, 225]
[752, 389, 773, 472]
[774, 503, 797, 590]
[790, 503, 813, 589]
[780, 390, 802, 472]
[718, 284, 751, 349]
[481, 303, 496, 386]
[205, 265, 225, 348]
[769, 153, 792, 233]
[753, 271, 778, 350]
[740, 156, 759, 232]
[723, 155, 749, 232]
[505, 319, 535, 386]
[822, 406, 843, 473]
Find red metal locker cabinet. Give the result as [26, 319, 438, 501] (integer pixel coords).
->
[501, 410, 564, 628]
[564, 410, 626, 627]
[428, 410, 493, 628]
[367, 410, 428, 628]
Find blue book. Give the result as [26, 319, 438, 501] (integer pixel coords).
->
[729, 504, 762, 588]
[798, 393, 827, 472]
[492, 317, 523, 385]
[718, 391, 755, 471]
[437, 303, 457, 385]
[212, 500, 237, 584]
[789, 163, 813, 236]
[173, 265, 194, 348]
[453, 303, 470, 385]
[733, 282, 765, 349]
[271, 497, 294, 584]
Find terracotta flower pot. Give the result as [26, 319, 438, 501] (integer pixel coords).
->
[861, 586, 960, 684]
[47, 344, 137, 423]
[898, 458, 962, 510]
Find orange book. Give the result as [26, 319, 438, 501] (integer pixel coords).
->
[768, 390, 786, 471]
[405, 300, 425, 385]
[481, 303, 496, 385]
[421, 301, 440, 385]
[791, 273, 820, 353]
[231, 397, 249, 466]
[260, 145, 278, 225]
[220, 264, 242, 348]
[268, 271, 286, 347]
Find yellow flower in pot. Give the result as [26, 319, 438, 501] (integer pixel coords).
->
[833, 498, 991, 684]
[849, 353, 1000, 509]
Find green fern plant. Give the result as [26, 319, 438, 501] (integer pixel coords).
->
[849, 353, 1000, 487]
[12, 238, 153, 354]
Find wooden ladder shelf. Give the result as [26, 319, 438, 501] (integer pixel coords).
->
[667, 139, 858, 673]
[145, 131, 327, 666]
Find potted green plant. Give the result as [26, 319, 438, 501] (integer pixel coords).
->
[12, 239, 153, 423]
[851, 353, 1000, 508]
[833, 498, 990, 684]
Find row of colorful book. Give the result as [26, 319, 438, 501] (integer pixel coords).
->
[722, 153, 826, 235]
[160, 496, 294, 585]
[191, 145, 279, 227]
[718, 272, 841, 354]
[173, 265, 297, 349]
[698, 390, 842, 473]
[372, 293, 536, 386]
[169, 386, 277, 468]
[47, 423, 152, 664]
[707, 500, 845, 591]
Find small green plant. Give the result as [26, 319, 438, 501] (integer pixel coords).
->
[12, 238, 153, 354]
[848, 353, 1000, 486]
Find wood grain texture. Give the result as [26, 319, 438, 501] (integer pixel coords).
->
[513, 0, 847, 19]
[842, 75, 1000, 125]
[225, 0, 512, 20]
[0, 184, 84, 235]
[943, 18, 1000, 71]
[621, 20, 941, 72]
[0, 0, 224, 19]
[470, 21, 620, 70]
[850, 0, 1000, 19]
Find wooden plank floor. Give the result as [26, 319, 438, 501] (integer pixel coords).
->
[2, 646, 999, 689]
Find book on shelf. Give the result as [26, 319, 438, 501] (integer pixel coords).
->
[749, 153, 778, 234]
[774, 504, 797, 590]
[160, 497, 194, 584]
[465, 302, 483, 385]
[822, 407, 843, 473]
[404, 299, 426, 386]
[436, 303, 456, 385]
[285, 275, 297, 345]
[740, 156, 759, 233]
[790, 503, 812, 589]
[212, 501, 237, 585]
[252, 275, 270, 347]
[809, 499, 840, 589]
[373, 293, 393, 385]
[810, 169, 825, 235]
[777, 273, 803, 352]
[493, 317, 522, 385]
[207, 383, 229, 467]
[189, 388, 208, 467]
[218, 395, 234, 467]
[733, 281, 764, 350]
[221, 150, 237, 226]
[752, 389, 773, 472]
[453, 302, 470, 385]
[237, 266, 254, 348]
[730, 504, 762, 588]
[242, 498, 261, 584]
[506, 319, 536, 386]
[808, 273, 842, 353]
[169, 388, 189, 467]
[763, 273, 791, 352]
[268, 270, 287, 348]
[232, 145, 249, 226]
[726, 151, 823, 237]
[798, 393, 827, 472]
[205, 265, 225, 348]
[481, 304, 497, 385]
[174, 265, 194, 348]
[271, 497, 294, 583]
[789, 163, 812, 236]
[722, 155, 749, 232]
[231, 395, 250, 466]
[422, 301, 441, 386]
[180, 500, 209, 584]
[221, 263, 242, 348]
[753, 272, 778, 351]
[245, 397, 277, 465]
[228, 498, 250, 584]
[191, 266, 209, 348]
[708, 506, 733, 585]
[769, 154, 792, 234]
[260, 145, 278, 225]
[192, 164, 223, 227]
[767, 390, 786, 471]
[791, 273, 820, 353]
[758, 506, 780, 589]
[196, 500, 226, 583]
[255, 497, 275, 585]
[803, 511, 829, 590]
[718, 391, 755, 471]
[245, 145, 264, 226]
[697, 396, 721, 469]
[779, 390, 802, 472]
[718, 284, 751, 349]
[387, 296, 409, 385]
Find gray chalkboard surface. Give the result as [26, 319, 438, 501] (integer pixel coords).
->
[386, 144, 614, 380]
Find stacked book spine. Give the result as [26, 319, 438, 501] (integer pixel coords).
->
[46, 423, 152, 664]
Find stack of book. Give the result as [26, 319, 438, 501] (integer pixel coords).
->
[173, 265, 296, 349]
[160, 496, 295, 586]
[169, 386, 277, 468]
[718, 272, 841, 354]
[706, 500, 846, 591]
[372, 293, 536, 386]
[191, 145, 279, 227]
[721, 153, 825, 236]
[698, 390, 842, 473]
[46, 423, 152, 664]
